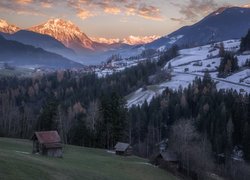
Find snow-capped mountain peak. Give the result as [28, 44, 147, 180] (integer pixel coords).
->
[0, 19, 20, 34]
[29, 18, 94, 51]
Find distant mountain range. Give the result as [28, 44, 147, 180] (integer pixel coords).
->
[0, 18, 134, 59]
[0, 6, 250, 67]
[0, 35, 82, 68]
[1, 30, 77, 60]
[28, 18, 136, 54]
[146, 6, 250, 50]
[0, 19, 20, 34]
[28, 19, 96, 53]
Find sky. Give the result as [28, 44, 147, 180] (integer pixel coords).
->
[0, 0, 249, 43]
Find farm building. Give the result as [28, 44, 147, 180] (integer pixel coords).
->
[114, 142, 132, 156]
[31, 130, 63, 158]
[152, 151, 178, 171]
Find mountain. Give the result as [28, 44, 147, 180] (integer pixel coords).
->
[28, 18, 95, 53]
[0, 35, 82, 68]
[1, 30, 77, 60]
[0, 19, 20, 34]
[146, 6, 250, 50]
[28, 18, 134, 54]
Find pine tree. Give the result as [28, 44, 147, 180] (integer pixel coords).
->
[240, 29, 250, 52]
[219, 42, 225, 57]
[99, 92, 128, 148]
[218, 52, 239, 77]
[243, 123, 250, 161]
[36, 95, 58, 131]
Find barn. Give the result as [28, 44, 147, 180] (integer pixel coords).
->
[31, 131, 63, 158]
[152, 151, 178, 171]
[114, 142, 132, 156]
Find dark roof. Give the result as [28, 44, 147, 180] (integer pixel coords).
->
[114, 142, 130, 152]
[160, 151, 178, 162]
[32, 131, 61, 144]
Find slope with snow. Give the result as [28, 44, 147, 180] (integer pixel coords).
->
[29, 19, 94, 52]
[146, 6, 250, 50]
[127, 39, 250, 107]
[0, 19, 20, 34]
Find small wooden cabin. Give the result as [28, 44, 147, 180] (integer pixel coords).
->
[31, 131, 63, 158]
[114, 142, 132, 156]
[152, 151, 178, 171]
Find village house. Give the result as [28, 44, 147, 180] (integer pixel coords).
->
[114, 142, 133, 156]
[31, 130, 63, 158]
[153, 151, 178, 168]
[151, 139, 179, 173]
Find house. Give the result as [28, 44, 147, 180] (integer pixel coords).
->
[114, 142, 132, 156]
[31, 130, 63, 158]
[152, 151, 178, 170]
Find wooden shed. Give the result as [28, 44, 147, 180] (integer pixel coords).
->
[31, 131, 63, 158]
[152, 151, 178, 170]
[114, 142, 132, 156]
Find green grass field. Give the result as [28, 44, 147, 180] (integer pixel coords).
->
[0, 138, 179, 180]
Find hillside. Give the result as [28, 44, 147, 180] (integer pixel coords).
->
[0, 138, 178, 180]
[127, 39, 250, 107]
[1, 30, 76, 61]
[0, 35, 82, 69]
[146, 7, 250, 50]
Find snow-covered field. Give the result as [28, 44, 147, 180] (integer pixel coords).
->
[127, 39, 250, 107]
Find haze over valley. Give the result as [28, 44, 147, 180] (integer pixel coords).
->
[0, 1, 250, 180]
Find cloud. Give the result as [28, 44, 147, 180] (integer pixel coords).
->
[1, 0, 164, 21]
[171, 0, 228, 23]
[137, 4, 163, 21]
[41, 2, 53, 8]
[15, 0, 33, 5]
[77, 9, 94, 19]
[91, 35, 160, 45]
[242, 4, 250, 8]
[0, 0, 47, 16]
[67, 0, 164, 21]
[104, 7, 121, 15]
[15, 0, 54, 7]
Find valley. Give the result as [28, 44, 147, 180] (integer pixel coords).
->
[0, 3, 250, 180]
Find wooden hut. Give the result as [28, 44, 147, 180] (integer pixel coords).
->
[114, 142, 132, 156]
[153, 151, 178, 170]
[31, 131, 63, 158]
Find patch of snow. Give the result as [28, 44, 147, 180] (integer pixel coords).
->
[106, 150, 115, 154]
[15, 151, 30, 155]
[168, 35, 184, 44]
[0, 19, 8, 27]
[127, 39, 250, 107]
[158, 45, 166, 52]
[237, 55, 250, 67]
[134, 162, 154, 166]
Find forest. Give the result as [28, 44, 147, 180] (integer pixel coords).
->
[0, 42, 249, 179]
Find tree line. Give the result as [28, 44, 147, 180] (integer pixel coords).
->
[0, 46, 178, 144]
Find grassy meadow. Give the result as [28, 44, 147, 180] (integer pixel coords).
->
[0, 138, 179, 180]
